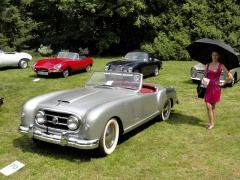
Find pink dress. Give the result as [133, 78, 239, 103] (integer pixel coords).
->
[204, 63, 222, 103]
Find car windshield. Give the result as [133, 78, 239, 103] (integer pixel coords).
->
[57, 52, 79, 60]
[122, 52, 148, 61]
[86, 71, 142, 91]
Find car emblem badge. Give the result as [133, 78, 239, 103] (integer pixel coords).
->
[57, 100, 62, 106]
[52, 117, 58, 125]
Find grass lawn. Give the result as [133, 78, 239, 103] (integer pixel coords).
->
[0, 57, 239, 179]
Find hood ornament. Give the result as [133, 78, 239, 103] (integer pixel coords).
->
[57, 100, 62, 106]
[57, 100, 70, 106]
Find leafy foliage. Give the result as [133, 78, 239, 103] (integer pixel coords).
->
[38, 44, 53, 56]
[1, 0, 240, 59]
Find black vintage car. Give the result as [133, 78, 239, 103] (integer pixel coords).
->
[104, 51, 162, 76]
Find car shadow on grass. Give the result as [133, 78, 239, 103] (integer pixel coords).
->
[13, 136, 99, 161]
[12, 113, 202, 160]
[118, 112, 203, 145]
[29, 69, 90, 79]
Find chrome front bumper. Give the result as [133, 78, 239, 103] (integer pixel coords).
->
[18, 125, 99, 150]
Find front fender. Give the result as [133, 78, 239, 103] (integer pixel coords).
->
[82, 98, 131, 140]
[157, 90, 167, 112]
[21, 89, 78, 126]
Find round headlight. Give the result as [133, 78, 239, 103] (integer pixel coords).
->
[35, 111, 46, 124]
[67, 115, 79, 130]
[104, 65, 109, 71]
[128, 67, 133, 72]
[190, 67, 197, 77]
[54, 63, 61, 70]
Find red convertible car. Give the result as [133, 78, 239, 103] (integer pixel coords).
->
[32, 52, 93, 78]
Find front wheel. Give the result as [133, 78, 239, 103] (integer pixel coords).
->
[85, 65, 91, 72]
[62, 68, 69, 78]
[98, 118, 119, 156]
[160, 99, 171, 120]
[229, 74, 236, 87]
[18, 59, 28, 69]
[154, 66, 159, 76]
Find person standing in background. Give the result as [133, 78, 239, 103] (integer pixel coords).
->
[204, 50, 233, 130]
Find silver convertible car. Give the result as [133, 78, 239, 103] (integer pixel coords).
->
[0, 49, 32, 69]
[19, 71, 179, 156]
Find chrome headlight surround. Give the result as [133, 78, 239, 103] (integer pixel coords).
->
[54, 63, 61, 70]
[67, 115, 80, 130]
[35, 111, 47, 125]
[104, 65, 109, 71]
[128, 67, 133, 72]
[32, 62, 36, 70]
[190, 67, 197, 77]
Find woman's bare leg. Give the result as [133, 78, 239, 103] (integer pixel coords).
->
[206, 102, 215, 129]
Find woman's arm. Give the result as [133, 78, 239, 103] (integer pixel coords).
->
[220, 64, 233, 86]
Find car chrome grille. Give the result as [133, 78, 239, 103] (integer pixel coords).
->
[37, 69, 48, 72]
[197, 70, 225, 80]
[115, 65, 123, 71]
[196, 70, 204, 77]
[42, 109, 70, 130]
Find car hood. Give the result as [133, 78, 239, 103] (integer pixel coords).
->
[35, 58, 71, 66]
[108, 60, 141, 67]
[193, 63, 205, 69]
[38, 88, 131, 114]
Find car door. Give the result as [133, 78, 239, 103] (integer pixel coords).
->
[0, 53, 18, 67]
[73, 58, 91, 72]
[139, 93, 158, 119]
[141, 54, 157, 75]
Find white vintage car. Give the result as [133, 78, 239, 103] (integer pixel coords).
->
[0, 50, 32, 69]
[190, 54, 240, 87]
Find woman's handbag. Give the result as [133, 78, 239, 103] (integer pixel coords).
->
[196, 64, 209, 99]
[197, 84, 207, 98]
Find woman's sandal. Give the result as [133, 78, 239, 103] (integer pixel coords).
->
[206, 126, 214, 130]
[205, 124, 210, 129]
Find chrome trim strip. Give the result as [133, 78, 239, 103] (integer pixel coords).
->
[18, 125, 99, 150]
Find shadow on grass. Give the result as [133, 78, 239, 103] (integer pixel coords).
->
[12, 112, 202, 160]
[29, 69, 90, 79]
[166, 111, 204, 126]
[0, 66, 27, 70]
[13, 136, 99, 161]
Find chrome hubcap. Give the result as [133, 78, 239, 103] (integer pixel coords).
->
[163, 100, 169, 117]
[105, 123, 116, 148]
[21, 61, 27, 68]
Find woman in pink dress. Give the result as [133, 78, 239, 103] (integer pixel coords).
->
[204, 50, 233, 130]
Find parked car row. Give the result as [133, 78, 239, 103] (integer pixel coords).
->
[2, 48, 239, 156]
[0, 49, 179, 156]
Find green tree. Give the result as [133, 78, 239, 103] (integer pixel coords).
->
[0, 0, 39, 51]
[142, 0, 240, 60]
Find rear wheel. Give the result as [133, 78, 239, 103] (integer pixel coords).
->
[161, 99, 171, 120]
[18, 59, 28, 69]
[62, 68, 69, 78]
[98, 118, 119, 156]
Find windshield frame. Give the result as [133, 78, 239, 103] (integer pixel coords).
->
[85, 71, 143, 92]
[57, 52, 79, 60]
[122, 52, 148, 62]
